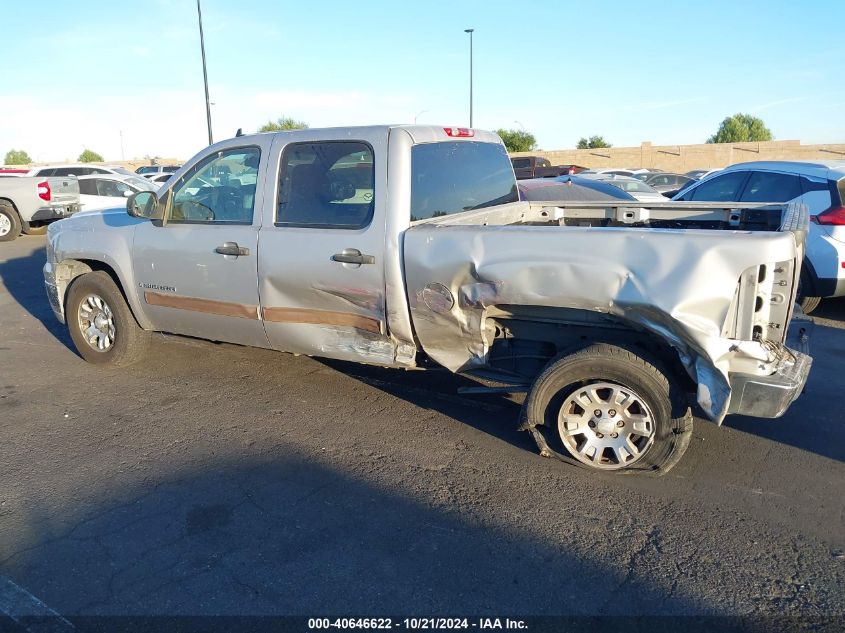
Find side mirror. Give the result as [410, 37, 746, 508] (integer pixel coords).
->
[123, 189, 132, 198]
[126, 191, 161, 220]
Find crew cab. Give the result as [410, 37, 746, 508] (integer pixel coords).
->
[43, 125, 812, 475]
[0, 176, 80, 241]
[511, 155, 585, 180]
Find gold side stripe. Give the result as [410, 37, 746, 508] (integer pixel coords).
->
[262, 306, 382, 334]
[144, 291, 259, 320]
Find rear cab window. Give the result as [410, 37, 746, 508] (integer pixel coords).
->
[410, 141, 518, 221]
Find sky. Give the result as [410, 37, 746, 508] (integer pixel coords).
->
[2, 0, 845, 163]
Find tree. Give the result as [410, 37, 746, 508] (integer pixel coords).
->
[495, 128, 537, 153]
[258, 116, 309, 132]
[78, 149, 104, 163]
[4, 149, 31, 165]
[707, 113, 773, 144]
[576, 136, 612, 149]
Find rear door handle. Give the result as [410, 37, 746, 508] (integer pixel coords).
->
[215, 242, 250, 257]
[331, 249, 375, 265]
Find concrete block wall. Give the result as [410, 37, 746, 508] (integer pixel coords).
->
[511, 140, 845, 172]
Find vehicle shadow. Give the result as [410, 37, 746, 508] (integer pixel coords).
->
[316, 358, 537, 455]
[0, 239, 74, 352]
[0, 454, 714, 622]
[726, 308, 845, 463]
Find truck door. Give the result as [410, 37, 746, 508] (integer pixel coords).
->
[257, 132, 396, 365]
[131, 143, 270, 349]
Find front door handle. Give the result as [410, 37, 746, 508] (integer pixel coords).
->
[215, 242, 250, 257]
[331, 249, 375, 265]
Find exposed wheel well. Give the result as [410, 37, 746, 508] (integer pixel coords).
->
[481, 308, 695, 394]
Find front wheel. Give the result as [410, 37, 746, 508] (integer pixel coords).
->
[522, 343, 692, 475]
[65, 271, 150, 367]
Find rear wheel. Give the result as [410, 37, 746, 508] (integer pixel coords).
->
[797, 269, 821, 314]
[523, 343, 692, 475]
[22, 223, 48, 236]
[66, 271, 150, 367]
[0, 201, 21, 242]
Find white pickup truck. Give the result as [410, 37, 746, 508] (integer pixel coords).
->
[43, 125, 812, 475]
[0, 176, 81, 241]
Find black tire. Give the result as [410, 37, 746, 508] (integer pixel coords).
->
[22, 223, 48, 236]
[800, 294, 821, 315]
[522, 343, 693, 476]
[65, 271, 150, 367]
[796, 268, 821, 314]
[0, 200, 21, 242]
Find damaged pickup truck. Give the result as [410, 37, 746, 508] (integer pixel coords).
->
[43, 125, 812, 474]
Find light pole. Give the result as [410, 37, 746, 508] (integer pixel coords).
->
[514, 120, 525, 131]
[197, 0, 213, 145]
[464, 28, 474, 127]
[414, 109, 429, 124]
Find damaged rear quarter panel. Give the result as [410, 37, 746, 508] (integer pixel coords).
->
[402, 223, 800, 422]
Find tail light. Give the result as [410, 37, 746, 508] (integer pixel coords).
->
[815, 205, 845, 225]
[37, 180, 51, 202]
[444, 127, 474, 137]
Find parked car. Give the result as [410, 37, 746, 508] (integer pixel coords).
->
[519, 176, 638, 202]
[136, 165, 182, 177]
[146, 173, 175, 186]
[634, 172, 694, 193]
[44, 125, 811, 475]
[0, 168, 29, 177]
[27, 164, 137, 178]
[0, 175, 80, 241]
[685, 168, 722, 180]
[576, 173, 667, 201]
[77, 174, 158, 213]
[581, 168, 638, 177]
[673, 160, 845, 313]
[511, 156, 586, 180]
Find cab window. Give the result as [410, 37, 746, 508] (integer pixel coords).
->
[169, 147, 260, 224]
[684, 172, 749, 202]
[276, 141, 374, 229]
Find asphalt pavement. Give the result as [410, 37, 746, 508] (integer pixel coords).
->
[0, 236, 843, 624]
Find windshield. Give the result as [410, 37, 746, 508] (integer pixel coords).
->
[410, 141, 518, 221]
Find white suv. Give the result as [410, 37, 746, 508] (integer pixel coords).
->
[26, 164, 137, 178]
[674, 160, 845, 313]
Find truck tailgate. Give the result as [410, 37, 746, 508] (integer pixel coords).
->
[46, 176, 80, 206]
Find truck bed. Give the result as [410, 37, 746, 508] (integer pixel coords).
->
[403, 200, 808, 423]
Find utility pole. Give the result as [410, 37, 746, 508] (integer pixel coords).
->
[197, 0, 213, 145]
[119, 130, 125, 161]
[464, 29, 474, 127]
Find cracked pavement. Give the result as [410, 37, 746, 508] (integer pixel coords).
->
[0, 236, 844, 620]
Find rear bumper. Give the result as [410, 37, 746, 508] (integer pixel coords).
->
[31, 203, 80, 222]
[726, 348, 812, 418]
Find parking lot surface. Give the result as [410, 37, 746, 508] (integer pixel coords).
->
[1, 236, 843, 619]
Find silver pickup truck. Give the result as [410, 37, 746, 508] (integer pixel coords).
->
[43, 125, 812, 475]
[0, 175, 81, 241]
